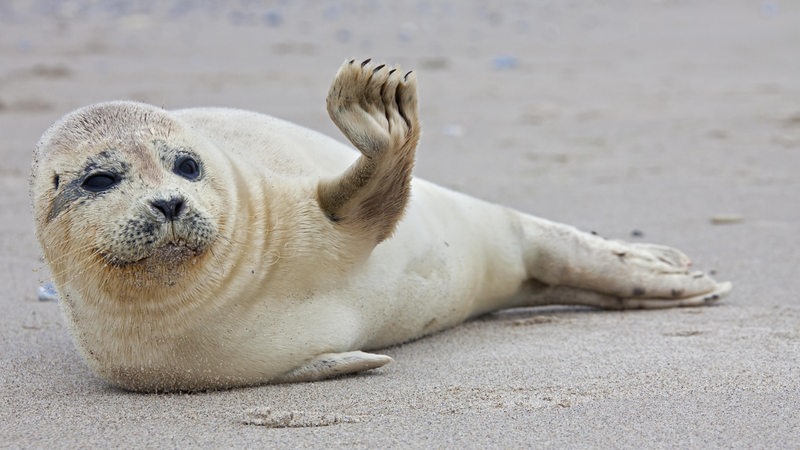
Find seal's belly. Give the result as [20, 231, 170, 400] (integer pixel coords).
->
[347, 180, 528, 348]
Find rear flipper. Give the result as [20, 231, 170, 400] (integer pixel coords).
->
[273, 351, 393, 383]
[520, 216, 733, 307]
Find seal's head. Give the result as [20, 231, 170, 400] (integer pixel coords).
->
[31, 102, 229, 305]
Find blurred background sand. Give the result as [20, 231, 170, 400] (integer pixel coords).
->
[1, 1, 798, 448]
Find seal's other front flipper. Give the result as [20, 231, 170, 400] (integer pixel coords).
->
[273, 351, 393, 383]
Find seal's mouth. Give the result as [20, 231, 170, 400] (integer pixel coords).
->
[99, 208, 218, 268]
[102, 241, 204, 267]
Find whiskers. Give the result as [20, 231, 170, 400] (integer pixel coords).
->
[42, 240, 111, 294]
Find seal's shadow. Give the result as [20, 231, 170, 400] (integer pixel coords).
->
[476, 305, 607, 325]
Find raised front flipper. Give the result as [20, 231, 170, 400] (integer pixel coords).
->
[317, 59, 420, 246]
[273, 351, 394, 383]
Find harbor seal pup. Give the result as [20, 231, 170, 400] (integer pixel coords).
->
[31, 59, 732, 392]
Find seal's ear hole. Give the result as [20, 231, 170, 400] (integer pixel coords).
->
[52, 174, 60, 190]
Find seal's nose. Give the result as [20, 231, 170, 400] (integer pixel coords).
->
[150, 196, 185, 221]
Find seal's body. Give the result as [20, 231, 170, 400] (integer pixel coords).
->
[31, 60, 731, 392]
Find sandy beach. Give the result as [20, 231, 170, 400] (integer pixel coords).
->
[1, 1, 798, 448]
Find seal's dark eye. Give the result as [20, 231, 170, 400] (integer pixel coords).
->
[174, 155, 200, 180]
[81, 172, 119, 192]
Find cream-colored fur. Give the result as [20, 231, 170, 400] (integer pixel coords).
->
[30, 59, 731, 392]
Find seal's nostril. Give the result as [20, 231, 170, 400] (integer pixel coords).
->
[174, 199, 185, 217]
[150, 197, 185, 221]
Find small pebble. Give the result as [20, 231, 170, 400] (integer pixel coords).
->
[761, 1, 779, 17]
[323, 4, 343, 20]
[262, 9, 282, 27]
[397, 22, 417, 42]
[710, 214, 744, 225]
[38, 282, 59, 302]
[335, 29, 351, 43]
[491, 55, 518, 70]
[442, 124, 465, 137]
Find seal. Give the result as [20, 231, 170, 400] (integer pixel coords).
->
[31, 59, 732, 392]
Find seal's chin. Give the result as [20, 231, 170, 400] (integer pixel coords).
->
[148, 243, 201, 264]
[104, 242, 204, 267]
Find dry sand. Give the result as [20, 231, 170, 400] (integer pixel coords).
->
[1, 1, 799, 448]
